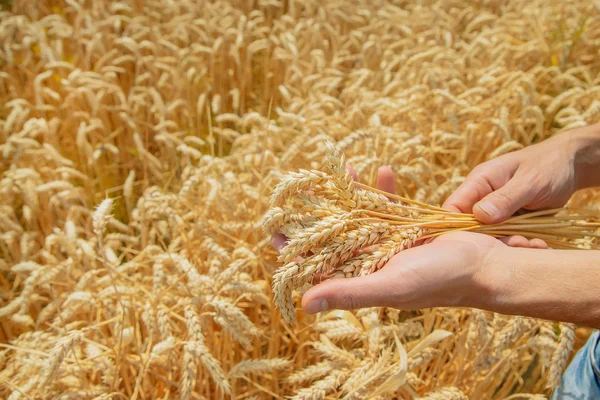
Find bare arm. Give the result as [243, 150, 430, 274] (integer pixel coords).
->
[301, 232, 600, 330]
[476, 246, 600, 328]
[571, 123, 600, 189]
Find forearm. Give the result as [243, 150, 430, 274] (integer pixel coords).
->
[564, 123, 600, 189]
[473, 246, 600, 328]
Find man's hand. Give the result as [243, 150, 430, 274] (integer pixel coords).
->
[443, 135, 576, 224]
[302, 229, 600, 329]
[301, 231, 507, 313]
[443, 126, 600, 224]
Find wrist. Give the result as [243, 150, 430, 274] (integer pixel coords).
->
[464, 244, 516, 310]
[563, 123, 600, 190]
[465, 245, 600, 328]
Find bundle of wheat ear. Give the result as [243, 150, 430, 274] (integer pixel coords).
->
[262, 143, 600, 325]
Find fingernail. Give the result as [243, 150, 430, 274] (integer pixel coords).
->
[476, 201, 498, 217]
[305, 298, 328, 314]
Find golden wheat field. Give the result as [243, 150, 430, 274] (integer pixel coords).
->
[1, 0, 600, 398]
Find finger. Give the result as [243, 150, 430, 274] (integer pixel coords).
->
[499, 235, 531, 248]
[346, 164, 359, 182]
[376, 166, 396, 195]
[473, 172, 536, 224]
[271, 233, 288, 251]
[302, 271, 394, 313]
[443, 160, 516, 214]
[530, 238, 549, 249]
[442, 176, 495, 214]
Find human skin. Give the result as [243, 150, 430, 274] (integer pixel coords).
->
[297, 124, 600, 329]
[444, 123, 600, 223]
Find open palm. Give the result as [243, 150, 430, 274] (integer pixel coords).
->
[301, 230, 505, 313]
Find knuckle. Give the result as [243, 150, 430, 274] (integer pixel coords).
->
[468, 164, 488, 178]
[337, 292, 361, 310]
[532, 175, 552, 202]
[469, 171, 496, 196]
[471, 174, 492, 192]
[535, 184, 552, 205]
[491, 190, 513, 209]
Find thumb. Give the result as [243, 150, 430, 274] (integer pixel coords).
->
[301, 272, 394, 313]
[473, 175, 534, 224]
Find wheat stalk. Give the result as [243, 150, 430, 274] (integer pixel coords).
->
[546, 323, 577, 390]
[36, 330, 84, 395]
[92, 198, 113, 238]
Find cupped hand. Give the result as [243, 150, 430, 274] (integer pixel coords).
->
[443, 133, 579, 224]
[301, 230, 508, 313]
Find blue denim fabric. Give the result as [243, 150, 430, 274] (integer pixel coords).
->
[551, 331, 600, 400]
